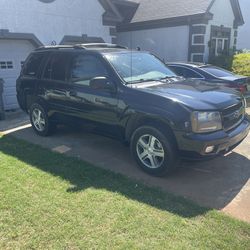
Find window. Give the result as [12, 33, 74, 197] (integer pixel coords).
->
[0, 61, 13, 69]
[169, 66, 203, 79]
[23, 53, 44, 76]
[105, 52, 176, 84]
[43, 53, 70, 81]
[192, 35, 205, 45]
[210, 38, 229, 56]
[70, 54, 108, 86]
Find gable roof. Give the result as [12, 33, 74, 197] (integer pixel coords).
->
[128, 0, 214, 23]
[110, 0, 244, 31]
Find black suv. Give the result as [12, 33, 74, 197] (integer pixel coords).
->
[17, 43, 250, 176]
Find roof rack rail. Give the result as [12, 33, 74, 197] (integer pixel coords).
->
[35, 43, 128, 51]
[35, 45, 81, 51]
[74, 43, 128, 49]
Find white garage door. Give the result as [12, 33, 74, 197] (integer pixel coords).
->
[0, 39, 35, 110]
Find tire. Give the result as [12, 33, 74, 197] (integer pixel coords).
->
[131, 126, 179, 176]
[29, 103, 56, 136]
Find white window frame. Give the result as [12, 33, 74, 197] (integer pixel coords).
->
[211, 37, 229, 56]
[0, 60, 14, 70]
[192, 34, 205, 45]
[191, 53, 205, 63]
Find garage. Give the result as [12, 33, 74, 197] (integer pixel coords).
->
[0, 39, 35, 110]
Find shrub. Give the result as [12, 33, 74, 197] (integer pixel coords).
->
[209, 55, 233, 70]
[232, 53, 250, 76]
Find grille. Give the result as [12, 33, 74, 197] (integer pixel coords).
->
[222, 101, 244, 131]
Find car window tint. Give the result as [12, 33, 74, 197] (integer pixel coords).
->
[70, 54, 108, 86]
[43, 53, 70, 81]
[169, 66, 202, 78]
[23, 53, 45, 77]
[201, 66, 235, 77]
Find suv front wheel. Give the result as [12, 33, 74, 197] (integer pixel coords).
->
[131, 126, 178, 176]
[30, 103, 55, 136]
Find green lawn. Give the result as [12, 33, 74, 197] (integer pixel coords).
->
[0, 135, 249, 249]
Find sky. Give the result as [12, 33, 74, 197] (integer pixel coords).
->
[237, 0, 250, 49]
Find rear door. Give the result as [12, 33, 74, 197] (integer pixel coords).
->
[39, 52, 73, 115]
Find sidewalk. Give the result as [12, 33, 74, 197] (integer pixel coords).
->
[0, 110, 29, 132]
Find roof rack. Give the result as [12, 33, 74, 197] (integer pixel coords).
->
[35, 45, 77, 51]
[35, 43, 128, 51]
[74, 43, 128, 49]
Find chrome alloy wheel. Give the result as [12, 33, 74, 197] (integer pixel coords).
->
[32, 108, 46, 132]
[136, 134, 165, 169]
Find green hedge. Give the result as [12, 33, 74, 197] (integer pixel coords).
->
[209, 55, 233, 70]
[232, 53, 250, 76]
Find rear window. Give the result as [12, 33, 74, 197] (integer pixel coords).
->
[201, 66, 235, 77]
[23, 53, 45, 77]
[169, 66, 202, 79]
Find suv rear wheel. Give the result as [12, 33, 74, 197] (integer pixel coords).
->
[30, 103, 55, 136]
[131, 126, 178, 176]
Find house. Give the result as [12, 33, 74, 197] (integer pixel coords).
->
[0, 0, 116, 110]
[0, 0, 244, 110]
[116, 0, 244, 62]
[237, 0, 250, 50]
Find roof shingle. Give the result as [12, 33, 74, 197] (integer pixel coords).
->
[127, 0, 213, 23]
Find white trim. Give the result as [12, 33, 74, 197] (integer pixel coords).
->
[211, 37, 229, 56]
[192, 34, 205, 45]
[191, 53, 204, 62]
[192, 24, 207, 27]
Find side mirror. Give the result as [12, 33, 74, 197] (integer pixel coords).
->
[89, 77, 116, 92]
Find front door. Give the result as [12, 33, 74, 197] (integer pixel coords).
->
[67, 53, 120, 136]
[210, 26, 231, 57]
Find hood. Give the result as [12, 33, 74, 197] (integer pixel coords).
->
[133, 79, 242, 110]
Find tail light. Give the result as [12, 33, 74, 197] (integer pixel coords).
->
[237, 84, 248, 94]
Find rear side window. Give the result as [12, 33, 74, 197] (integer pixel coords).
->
[169, 66, 202, 79]
[43, 53, 71, 82]
[23, 53, 45, 77]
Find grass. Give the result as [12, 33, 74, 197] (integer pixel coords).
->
[0, 135, 249, 249]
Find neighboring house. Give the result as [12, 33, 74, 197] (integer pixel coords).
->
[116, 0, 244, 63]
[0, 0, 116, 110]
[0, 0, 244, 110]
[237, 0, 250, 50]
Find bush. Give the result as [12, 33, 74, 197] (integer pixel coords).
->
[232, 53, 250, 76]
[209, 55, 233, 70]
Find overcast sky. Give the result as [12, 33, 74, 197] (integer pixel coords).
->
[238, 0, 250, 49]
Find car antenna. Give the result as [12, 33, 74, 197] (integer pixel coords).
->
[130, 31, 133, 83]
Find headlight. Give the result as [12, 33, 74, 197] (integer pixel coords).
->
[191, 111, 222, 133]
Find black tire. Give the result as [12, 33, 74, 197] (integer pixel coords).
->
[131, 126, 179, 176]
[29, 103, 56, 136]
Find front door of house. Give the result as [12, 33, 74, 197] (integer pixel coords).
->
[209, 26, 231, 57]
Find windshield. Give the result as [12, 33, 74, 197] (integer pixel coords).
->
[104, 52, 176, 84]
[201, 66, 235, 78]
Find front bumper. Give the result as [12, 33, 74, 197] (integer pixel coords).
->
[177, 117, 250, 159]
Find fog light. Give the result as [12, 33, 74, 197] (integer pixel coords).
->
[205, 146, 215, 153]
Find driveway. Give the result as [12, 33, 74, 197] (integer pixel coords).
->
[1, 109, 250, 223]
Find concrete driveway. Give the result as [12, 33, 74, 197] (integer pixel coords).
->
[1, 110, 250, 223]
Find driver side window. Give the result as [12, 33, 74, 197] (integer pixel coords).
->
[70, 54, 108, 86]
